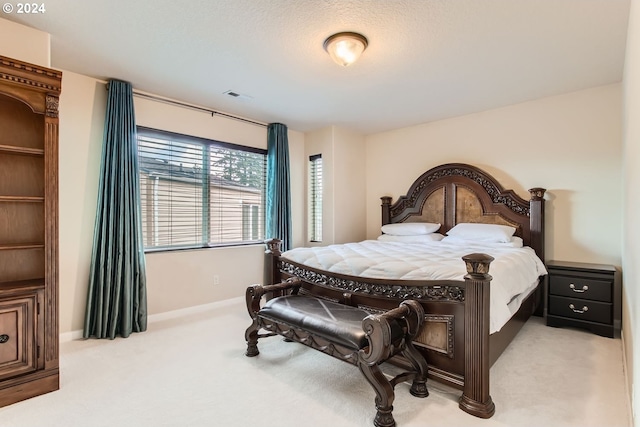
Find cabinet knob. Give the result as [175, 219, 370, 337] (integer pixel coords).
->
[0, 334, 9, 344]
[569, 283, 588, 293]
[569, 303, 588, 314]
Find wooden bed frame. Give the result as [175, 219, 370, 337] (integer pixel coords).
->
[265, 163, 546, 418]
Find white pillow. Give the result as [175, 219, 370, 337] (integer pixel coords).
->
[381, 222, 441, 236]
[378, 233, 445, 243]
[441, 235, 524, 248]
[446, 223, 516, 243]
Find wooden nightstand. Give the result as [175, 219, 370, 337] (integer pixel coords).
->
[545, 260, 621, 338]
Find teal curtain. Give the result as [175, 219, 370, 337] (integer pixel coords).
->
[266, 123, 292, 251]
[83, 79, 147, 339]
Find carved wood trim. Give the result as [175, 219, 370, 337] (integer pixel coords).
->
[388, 164, 529, 218]
[380, 163, 546, 260]
[0, 56, 62, 93]
[0, 56, 61, 116]
[415, 314, 455, 358]
[281, 261, 465, 302]
[45, 95, 59, 118]
[44, 119, 59, 366]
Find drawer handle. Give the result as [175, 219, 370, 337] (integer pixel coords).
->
[569, 283, 589, 293]
[569, 303, 588, 314]
[0, 334, 8, 344]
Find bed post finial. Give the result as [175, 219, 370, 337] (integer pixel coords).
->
[265, 238, 282, 256]
[264, 239, 282, 285]
[529, 187, 546, 201]
[462, 253, 494, 279]
[381, 196, 392, 225]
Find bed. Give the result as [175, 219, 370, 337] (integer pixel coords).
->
[264, 163, 546, 418]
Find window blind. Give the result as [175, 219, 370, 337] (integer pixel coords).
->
[309, 154, 323, 242]
[137, 127, 266, 251]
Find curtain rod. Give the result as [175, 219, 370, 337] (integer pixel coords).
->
[132, 91, 268, 128]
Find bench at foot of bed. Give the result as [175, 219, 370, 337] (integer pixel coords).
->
[244, 278, 429, 427]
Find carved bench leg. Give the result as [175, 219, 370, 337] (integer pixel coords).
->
[402, 342, 429, 398]
[358, 362, 396, 427]
[244, 319, 260, 357]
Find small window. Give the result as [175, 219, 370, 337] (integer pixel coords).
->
[242, 204, 260, 240]
[137, 127, 267, 251]
[309, 154, 323, 242]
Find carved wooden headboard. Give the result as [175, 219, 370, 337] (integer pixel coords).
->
[381, 163, 546, 260]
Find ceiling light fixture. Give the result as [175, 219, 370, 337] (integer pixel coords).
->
[323, 32, 368, 67]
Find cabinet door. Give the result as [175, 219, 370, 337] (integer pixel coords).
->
[0, 294, 38, 381]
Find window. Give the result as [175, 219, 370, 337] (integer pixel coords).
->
[242, 204, 260, 240]
[137, 127, 267, 251]
[309, 154, 323, 242]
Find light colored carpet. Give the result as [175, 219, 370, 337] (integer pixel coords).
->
[0, 298, 632, 427]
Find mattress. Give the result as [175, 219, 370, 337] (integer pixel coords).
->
[281, 239, 547, 333]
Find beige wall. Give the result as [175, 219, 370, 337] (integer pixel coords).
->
[332, 127, 367, 244]
[305, 126, 367, 246]
[365, 84, 623, 267]
[623, 0, 640, 424]
[0, 18, 50, 67]
[305, 127, 334, 245]
[58, 71, 106, 335]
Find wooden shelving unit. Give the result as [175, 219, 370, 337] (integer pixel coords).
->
[0, 55, 61, 407]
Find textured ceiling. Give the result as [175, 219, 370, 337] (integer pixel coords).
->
[3, 0, 631, 134]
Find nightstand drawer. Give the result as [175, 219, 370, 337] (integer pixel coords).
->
[549, 275, 612, 302]
[548, 295, 611, 324]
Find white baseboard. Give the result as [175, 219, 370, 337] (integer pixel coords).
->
[620, 291, 636, 427]
[59, 296, 244, 343]
[60, 329, 84, 343]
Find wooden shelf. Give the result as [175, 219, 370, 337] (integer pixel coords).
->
[0, 278, 44, 292]
[0, 243, 44, 251]
[0, 196, 44, 203]
[0, 144, 44, 156]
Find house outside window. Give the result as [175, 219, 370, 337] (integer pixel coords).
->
[309, 154, 323, 242]
[137, 127, 266, 251]
[242, 204, 260, 240]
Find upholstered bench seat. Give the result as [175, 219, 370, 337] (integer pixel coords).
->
[245, 278, 429, 427]
[259, 295, 403, 350]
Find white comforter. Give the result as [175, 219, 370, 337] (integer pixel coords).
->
[281, 240, 547, 333]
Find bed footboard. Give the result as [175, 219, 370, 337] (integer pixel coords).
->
[265, 238, 496, 419]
